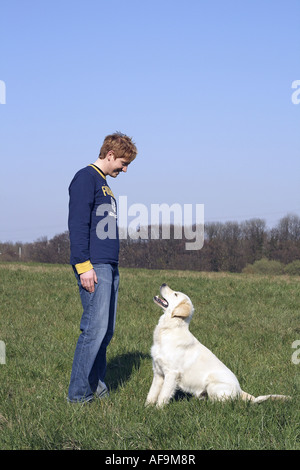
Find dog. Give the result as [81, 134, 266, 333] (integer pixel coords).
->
[145, 284, 291, 408]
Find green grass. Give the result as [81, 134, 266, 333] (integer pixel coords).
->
[0, 262, 299, 450]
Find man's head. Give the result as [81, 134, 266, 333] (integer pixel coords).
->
[99, 132, 137, 163]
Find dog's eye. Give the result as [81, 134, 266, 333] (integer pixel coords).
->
[175, 293, 178, 297]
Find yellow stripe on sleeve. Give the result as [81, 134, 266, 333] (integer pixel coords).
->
[75, 260, 94, 274]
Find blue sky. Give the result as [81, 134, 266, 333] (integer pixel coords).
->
[0, 0, 299, 243]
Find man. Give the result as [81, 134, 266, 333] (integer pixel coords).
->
[68, 132, 137, 403]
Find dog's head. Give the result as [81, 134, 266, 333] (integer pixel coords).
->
[153, 283, 194, 322]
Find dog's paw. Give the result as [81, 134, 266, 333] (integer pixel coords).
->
[145, 399, 155, 407]
[156, 399, 169, 408]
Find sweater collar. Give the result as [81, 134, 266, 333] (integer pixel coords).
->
[89, 164, 106, 180]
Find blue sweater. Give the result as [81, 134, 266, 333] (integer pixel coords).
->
[68, 164, 119, 273]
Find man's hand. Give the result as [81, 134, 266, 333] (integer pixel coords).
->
[80, 269, 98, 293]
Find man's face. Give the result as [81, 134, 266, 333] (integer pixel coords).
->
[108, 155, 130, 178]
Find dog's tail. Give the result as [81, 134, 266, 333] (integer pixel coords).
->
[240, 390, 291, 404]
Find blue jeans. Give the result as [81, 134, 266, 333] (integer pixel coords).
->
[68, 263, 119, 402]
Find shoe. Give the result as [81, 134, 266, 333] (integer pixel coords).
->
[95, 380, 109, 399]
[67, 395, 94, 404]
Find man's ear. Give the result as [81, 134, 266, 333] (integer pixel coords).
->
[171, 299, 191, 318]
[107, 150, 115, 160]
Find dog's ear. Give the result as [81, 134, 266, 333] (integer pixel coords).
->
[171, 299, 191, 318]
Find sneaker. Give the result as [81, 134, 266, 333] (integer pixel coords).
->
[67, 395, 94, 404]
[95, 380, 109, 399]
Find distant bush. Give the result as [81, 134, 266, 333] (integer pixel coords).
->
[284, 260, 300, 276]
[242, 258, 284, 275]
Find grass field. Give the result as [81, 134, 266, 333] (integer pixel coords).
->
[0, 262, 299, 450]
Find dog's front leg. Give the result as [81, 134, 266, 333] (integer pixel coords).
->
[145, 373, 164, 406]
[156, 372, 177, 408]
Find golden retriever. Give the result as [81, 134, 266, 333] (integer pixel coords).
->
[145, 284, 290, 407]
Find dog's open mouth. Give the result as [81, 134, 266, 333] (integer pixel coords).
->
[153, 296, 169, 309]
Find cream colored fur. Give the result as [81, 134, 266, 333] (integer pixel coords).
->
[146, 284, 290, 408]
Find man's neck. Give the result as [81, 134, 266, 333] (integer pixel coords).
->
[93, 158, 107, 175]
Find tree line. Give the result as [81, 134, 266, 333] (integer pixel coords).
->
[1, 214, 300, 273]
